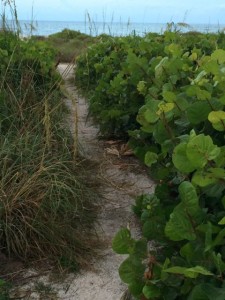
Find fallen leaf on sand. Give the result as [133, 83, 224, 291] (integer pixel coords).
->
[105, 147, 120, 157]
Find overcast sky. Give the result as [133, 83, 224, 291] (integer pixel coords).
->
[3, 0, 225, 24]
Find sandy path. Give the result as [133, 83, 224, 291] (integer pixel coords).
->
[54, 63, 155, 300]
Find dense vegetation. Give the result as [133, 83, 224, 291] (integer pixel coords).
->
[76, 29, 225, 299]
[45, 29, 96, 62]
[33, 28, 110, 63]
[0, 8, 99, 291]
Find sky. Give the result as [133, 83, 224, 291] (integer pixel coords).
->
[2, 0, 225, 24]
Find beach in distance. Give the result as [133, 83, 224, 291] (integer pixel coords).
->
[18, 19, 225, 37]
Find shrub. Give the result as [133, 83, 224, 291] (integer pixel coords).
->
[76, 28, 225, 299]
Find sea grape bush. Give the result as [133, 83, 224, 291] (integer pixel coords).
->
[75, 31, 225, 137]
[75, 34, 163, 137]
[76, 30, 225, 299]
[113, 181, 225, 299]
[113, 46, 225, 299]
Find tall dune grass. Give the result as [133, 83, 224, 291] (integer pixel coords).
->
[0, 1, 99, 270]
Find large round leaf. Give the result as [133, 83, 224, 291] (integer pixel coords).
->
[112, 228, 134, 254]
[186, 134, 221, 168]
[165, 182, 202, 241]
[144, 151, 158, 167]
[211, 49, 225, 63]
[208, 111, 225, 131]
[143, 285, 161, 299]
[144, 100, 161, 123]
[172, 143, 196, 173]
[187, 101, 211, 124]
[192, 170, 217, 187]
[119, 257, 145, 285]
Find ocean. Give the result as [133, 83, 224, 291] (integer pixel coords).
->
[14, 20, 225, 37]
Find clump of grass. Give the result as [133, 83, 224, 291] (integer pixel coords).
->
[43, 29, 96, 63]
[0, 134, 99, 266]
[48, 29, 92, 41]
[0, 15, 99, 269]
[42, 28, 111, 63]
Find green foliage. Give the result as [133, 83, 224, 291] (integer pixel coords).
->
[45, 29, 97, 62]
[48, 29, 91, 41]
[75, 35, 148, 137]
[113, 229, 147, 297]
[75, 27, 225, 298]
[75, 30, 225, 138]
[165, 182, 202, 241]
[71, 30, 225, 299]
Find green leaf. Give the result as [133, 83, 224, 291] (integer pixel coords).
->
[188, 283, 225, 300]
[222, 196, 225, 209]
[193, 70, 207, 85]
[155, 57, 169, 79]
[165, 43, 182, 57]
[0, 49, 8, 57]
[131, 239, 147, 259]
[211, 49, 225, 64]
[153, 120, 171, 144]
[187, 101, 211, 124]
[204, 222, 214, 252]
[218, 217, 225, 225]
[144, 151, 158, 167]
[192, 170, 217, 187]
[204, 60, 220, 74]
[165, 182, 201, 241]
[189, 52, 198, 61]
[112, 228, 134, 254]
[186, 134, 221, 168]
[219, 94, 225, 105]
[212, 228, 225, 248]
[163, 91, 176, 103]
[157, 102, 175, 115]
[137, 81, 147, 95]
[174, 97, 189, 112]
[143, 218, 165, 240]
[180, 243, 195, 261]
[172, 143, 196, 173]
[119, 257, 145, 285]
[128, 281, 144, 297]
[141, 100, 161, 124]
[178, 181, 199, 215]
[143, 285, 161, 299]
[215, 146, 225, 167]
[196, 89, 211, 101]
[212, 252, 225, 273]
[186, 85, 201, 97]
[203, 183, 225, 199]
[163, 266, 213, 279]
[165, 208, 197, 241]
[208, 111, 225, 131]
[208, 168, 225, 179]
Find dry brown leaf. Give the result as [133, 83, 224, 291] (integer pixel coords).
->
[123, 150, 133, 156]
[105, 147, 120, 157]
[120, 143, 133, 156]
